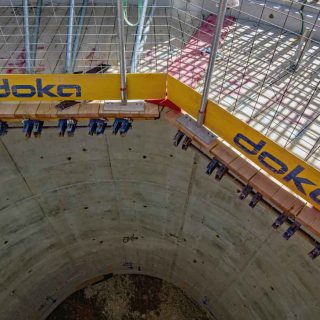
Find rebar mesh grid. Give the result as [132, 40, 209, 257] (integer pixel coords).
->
[0, 0, 319, 169]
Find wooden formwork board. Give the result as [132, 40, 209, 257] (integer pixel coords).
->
[0, 101, 159, 121]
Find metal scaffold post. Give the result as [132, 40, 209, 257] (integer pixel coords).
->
[117, 0, 128, 104]
[23, 0, 32, 73]
[65, 0, 75, 73]
[197, 0, 228, 126]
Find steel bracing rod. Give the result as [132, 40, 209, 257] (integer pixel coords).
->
[131, 0, 148, 73]
[23, 0, 32, 73]
[65, 0, 75, 73]
[30, 0, 43, 65]
[117, 0, 127, 103]
[70, 0, 88, 72]
[197, 0, 228, 126]
[290, 28, 313, 72]
[305, 136, 320, 161]
[140, 0, 157, 48]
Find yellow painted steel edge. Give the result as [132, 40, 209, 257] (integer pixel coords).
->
[167, 75, 320, 210]
[0, 73, 167, 101]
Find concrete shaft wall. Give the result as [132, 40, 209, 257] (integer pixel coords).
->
[0, 117, 320, 319]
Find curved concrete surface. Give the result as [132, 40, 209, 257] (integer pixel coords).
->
[1, 116, 320, 319]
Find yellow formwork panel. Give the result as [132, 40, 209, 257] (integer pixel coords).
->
[167, 75, 320, 210]
[127, 73, 167, 100]
[0, 73, 167, 101]
[0, 72, 319, 210]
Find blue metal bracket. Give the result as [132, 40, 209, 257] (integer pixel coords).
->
[58, 119, 68, 136]
[119, 119, 132, 137]
[206, 158, 219, 175]
[215, 164, 228, 181]
[283, 222, 300, 240]
[239, 184, 253, 200]
[181, 136, 192, 150]
[88, 119, 107, 136]
[33, 120, 44, 137]
[249, 192, 262, 208]
[22, 120, 43, 138]
[22, 120, 34, 138]
[308, 243, 320, 260]
[67, 119, 77, 137]
[112, 118, 132, 136]
[272, 213, 287, 229]
[0, 121, 8, 136]
[173, 130, 185, 147]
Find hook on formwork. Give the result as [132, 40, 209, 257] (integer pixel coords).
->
[123, 0, 143, 27]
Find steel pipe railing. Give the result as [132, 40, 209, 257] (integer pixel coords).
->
[117, 0, 128, 103]
[23, 0, 33, 73]
[65, 0, 75, 73]
[30, 0, 43, 67]
[70, 0, 88, 72]
[197, 0, 228, 126]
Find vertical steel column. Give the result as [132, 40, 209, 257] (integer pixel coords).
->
[131, 0, 148, 73]
[65, 0, 75, 73]
[117, 0, 127, 103]
[30, 0, 43, 66]
[197, 0, 228, 126]
[23, 0, 33, 73]
[70, 0, 88, 72]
